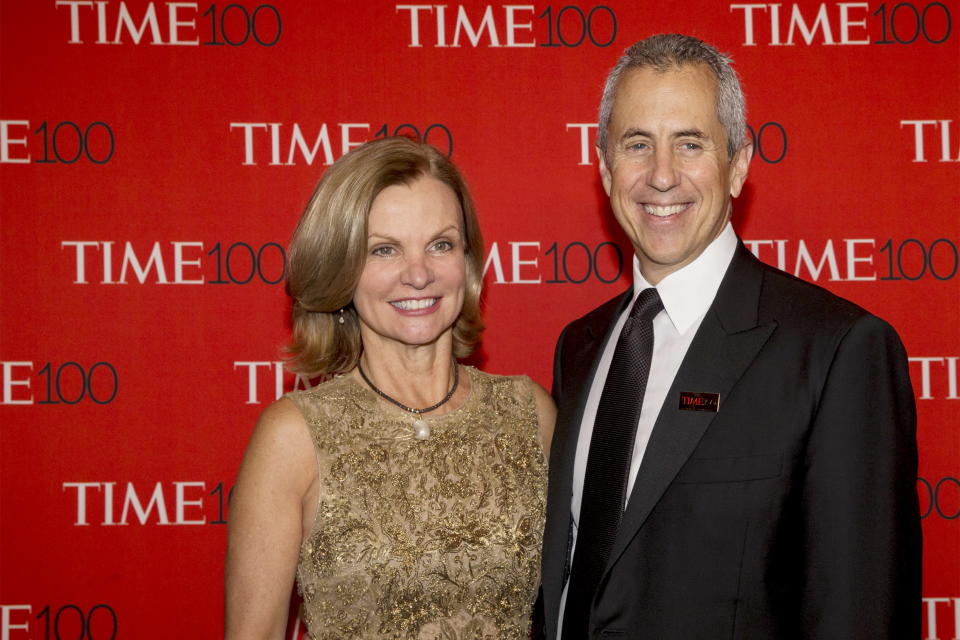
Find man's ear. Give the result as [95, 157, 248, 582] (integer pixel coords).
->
[596, 145, 612, 196]
[729, 138, 753, 198]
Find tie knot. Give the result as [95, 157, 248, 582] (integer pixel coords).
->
[629, 287, 663, 322]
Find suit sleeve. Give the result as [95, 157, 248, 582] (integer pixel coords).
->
[800, 314, 921, 638]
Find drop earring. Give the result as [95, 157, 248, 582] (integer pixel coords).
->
[338, 308, 345, 325]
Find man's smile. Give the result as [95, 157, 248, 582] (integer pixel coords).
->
[642, 203, 692, 217]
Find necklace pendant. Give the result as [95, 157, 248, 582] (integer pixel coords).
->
[413, 418, 431, 440]
[355, 361, 457, 441]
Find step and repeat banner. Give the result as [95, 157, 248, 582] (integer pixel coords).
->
[2, 1, 958, 638]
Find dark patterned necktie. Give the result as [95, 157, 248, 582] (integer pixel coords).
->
[561, 287, 663, 639]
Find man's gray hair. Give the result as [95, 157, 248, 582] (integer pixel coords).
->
[597, 34, 747, 159]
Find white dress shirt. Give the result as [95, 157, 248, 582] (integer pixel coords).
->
[557, 223, 738, 633]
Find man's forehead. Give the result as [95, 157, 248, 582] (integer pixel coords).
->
[611, 64, 720, 119]
[617, 62, 718, 93]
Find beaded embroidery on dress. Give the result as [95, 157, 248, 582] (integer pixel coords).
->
[286, 366, 547, 639]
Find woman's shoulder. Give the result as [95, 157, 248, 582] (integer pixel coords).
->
[467, 367, 551, 407]
[465, 366, 526, 392]
[284, 373, 363, 415]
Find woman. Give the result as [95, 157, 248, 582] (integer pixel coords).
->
[225, 137, 555, 639]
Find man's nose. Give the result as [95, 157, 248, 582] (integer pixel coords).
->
[647, 147, 681, 191]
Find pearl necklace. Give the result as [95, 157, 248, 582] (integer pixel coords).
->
[356, 361, 460, 440]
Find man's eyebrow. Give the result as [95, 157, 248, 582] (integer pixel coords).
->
[619, 128, 709, 142]
[620, 128, 651, 141]
[674, 129, 707, 139]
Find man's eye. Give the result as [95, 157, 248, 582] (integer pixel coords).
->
[680, 142, 702, 151]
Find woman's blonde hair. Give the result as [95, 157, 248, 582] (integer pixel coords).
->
[285, 137, 484, 377]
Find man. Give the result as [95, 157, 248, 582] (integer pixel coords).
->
[542, 34, 921, 639]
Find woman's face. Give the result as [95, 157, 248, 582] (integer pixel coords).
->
[354, 175, 466, 354]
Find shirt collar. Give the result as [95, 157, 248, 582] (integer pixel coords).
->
[632, 222, 737, 335]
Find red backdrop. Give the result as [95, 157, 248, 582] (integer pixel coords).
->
[2, 1, 958, 638]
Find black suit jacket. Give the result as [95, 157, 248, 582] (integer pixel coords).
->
[542, 243, 921, 639]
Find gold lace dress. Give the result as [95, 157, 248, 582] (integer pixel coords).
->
[286, 366, 547, 639]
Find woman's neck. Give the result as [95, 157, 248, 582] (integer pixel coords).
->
[354, 333, 461, 412]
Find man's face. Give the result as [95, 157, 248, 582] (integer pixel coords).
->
[598, 64, 751, 284]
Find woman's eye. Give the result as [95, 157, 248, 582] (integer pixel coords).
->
[432, 240, 454, 252]
[371, 246, 395, 257]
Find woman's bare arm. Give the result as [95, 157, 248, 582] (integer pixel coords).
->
[225, 398, 316, 640]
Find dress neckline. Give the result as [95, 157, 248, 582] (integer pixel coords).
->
[345, 364, 479, 423]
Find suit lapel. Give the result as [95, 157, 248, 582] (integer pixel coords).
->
[604, 245, 777, 574]
[542, 289, 632, 628]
